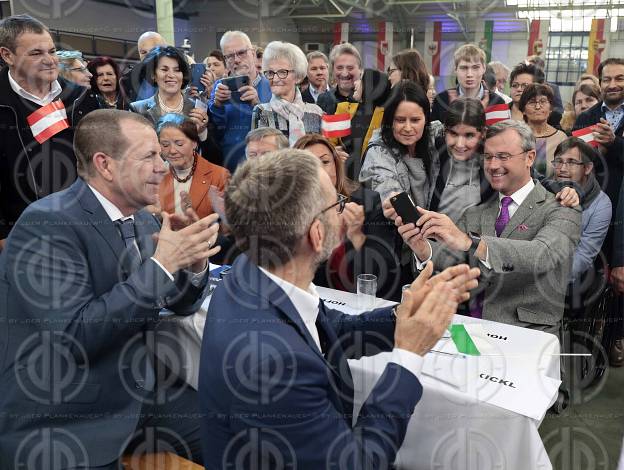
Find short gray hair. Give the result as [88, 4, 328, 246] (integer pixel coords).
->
[307, 51, 329, 65]
[329, 42, 362, 69]
[262, 41, 308, 82]
[0, 14, 48, 52]
[56, 50, 84, 68]
[488, 60, 511, 77]
[220, 30, 252, 51]
[245, 127, 289, 149]
[225, 149, 324, 268]
[485, 120, 536, 151]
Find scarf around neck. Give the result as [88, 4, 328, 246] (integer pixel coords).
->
[270, 87, 307, 146]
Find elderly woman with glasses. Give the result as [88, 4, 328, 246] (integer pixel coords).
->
[251, 41, 323, 146]
[520, 83, 567, 177]
[56, 50, 92, 88]
[293, 134, 407, 300]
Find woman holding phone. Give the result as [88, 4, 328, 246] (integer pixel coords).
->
[251, 41, 323, 145]
[130, 46, 209, 138]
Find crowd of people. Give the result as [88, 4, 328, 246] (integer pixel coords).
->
[0, 11, 623, 468]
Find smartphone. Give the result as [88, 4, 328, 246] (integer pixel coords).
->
[390, 192, 420, 225]
[221, 75, 249, 91]
[190, 63, 206, 92]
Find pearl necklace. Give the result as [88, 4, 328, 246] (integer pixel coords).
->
[158, 93, 184, 114]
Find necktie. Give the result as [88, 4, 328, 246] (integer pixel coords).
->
[116, 219, 142, 271]
[495, 196, 514, 237]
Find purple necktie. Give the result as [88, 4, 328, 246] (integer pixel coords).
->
[495, 197, 514, 237]
[469, 196, 514, 319]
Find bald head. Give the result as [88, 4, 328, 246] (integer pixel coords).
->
[138, 31, 166, 60]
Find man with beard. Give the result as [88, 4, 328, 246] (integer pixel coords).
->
[198, 148, 480, 468]
[573, 58, 624, 366]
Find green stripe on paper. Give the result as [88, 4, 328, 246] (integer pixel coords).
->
[450, 324, 480, 356]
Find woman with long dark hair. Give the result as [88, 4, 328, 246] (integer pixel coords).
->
[359, 80, 441, 209]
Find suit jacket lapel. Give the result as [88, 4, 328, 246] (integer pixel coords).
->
[74, 179, 126, 264]
[500, 181, 545, 238]
[190, 159, 210, 209]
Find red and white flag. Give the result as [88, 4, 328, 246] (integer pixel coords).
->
[485, 104, 511, 126]
[572, 126, 598, 147]
[27, 100, 69, 144]
[321, 113, 351, 139]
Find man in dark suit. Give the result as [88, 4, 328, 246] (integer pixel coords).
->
[199, 149, 479, 468]
[573, 58, 624, 364]
[0, 14, 99, 247]
[301, 50, 330, 104]
[0, 109, 219, 468]
[399, 120, 581, 335]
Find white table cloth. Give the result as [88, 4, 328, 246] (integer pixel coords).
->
[157, 282, 560, 470]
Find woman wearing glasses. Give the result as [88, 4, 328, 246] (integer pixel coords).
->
[519, 83, 567, 177]
[56, 50, 92, 88]
[508, 62, 545, 121]
[251, 41, 323, 146]
[294, 134, 407, 301]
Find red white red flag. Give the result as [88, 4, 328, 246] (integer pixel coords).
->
[485, 104, 511, 126]
[27, 100, 69, 144]
[322, 113, 351, 139]
[572, 125, 599, 147]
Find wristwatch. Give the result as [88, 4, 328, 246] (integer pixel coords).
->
[467, 232, 481, 256]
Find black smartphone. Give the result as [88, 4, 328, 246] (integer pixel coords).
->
[221, 75, 249, 91]
[390, 192, 420, 225]
[190, 63, 206, 92]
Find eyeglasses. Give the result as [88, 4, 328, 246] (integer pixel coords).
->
[481, 151, 527, 162]
[526, 98, 550, 108]
[223, 48, 251, 62]
[319, 194, 348, 215]
[511, 82, 530, 90]
[263, 69, 294, 80]
[70, 66, 89, 74]
[552, 158, 586, 168]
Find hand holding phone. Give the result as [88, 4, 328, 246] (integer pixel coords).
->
[190, 64, 207, 93]
[390, 192, 420, 225]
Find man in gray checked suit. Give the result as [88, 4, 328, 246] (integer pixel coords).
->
[398, 120, 581, 335]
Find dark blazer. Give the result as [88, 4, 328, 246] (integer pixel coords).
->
[431, 88, 506, 122]
[301, 85, 315, 104]
[314, 186, 405, 300]
[613, 179, 624, 268]
[199, 253, 422, 469]
[0, 67, 100, 239]
[574, 101, 624, 260]
[0, 178, 208, 466]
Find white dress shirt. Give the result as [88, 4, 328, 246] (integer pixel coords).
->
[8, 70, 62, 106]
[308, 83, 330, 103]
[259, 267, 423, 378]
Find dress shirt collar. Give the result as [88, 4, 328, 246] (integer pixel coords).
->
[500, 178, 535, 208]
[87, 183, 134, 222]
[601, 101, 624, 113]
[259, 267, 320, 331]
[251, 73, 262, 88]
[8, 70, 62, 106]
[309, 83, 330, 101]
[458, 83, 484, 100]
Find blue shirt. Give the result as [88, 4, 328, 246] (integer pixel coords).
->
[601, 102, 624, 131]
[208, 75, 272, 173]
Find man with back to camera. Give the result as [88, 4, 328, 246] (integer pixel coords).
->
[0, 109, 219, 468]
[0, 14, 99, 249]
[209, 30, 271, 173]
[397, 120, 581, 335]
[198, 148, 480, 468]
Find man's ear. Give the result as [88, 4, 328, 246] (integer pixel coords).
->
[584, 162, 594, 177]
[0, 47, 14, 66]
[92, 152, 115, 182]
[526, 149, 536, 167]
[308, 218, 323, 254]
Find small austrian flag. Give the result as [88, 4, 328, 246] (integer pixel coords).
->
[572, 126, 598, 147]
[321, 113, 351, 138]
[27, 100, 69, 144]
[485, 104, 511, 126]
